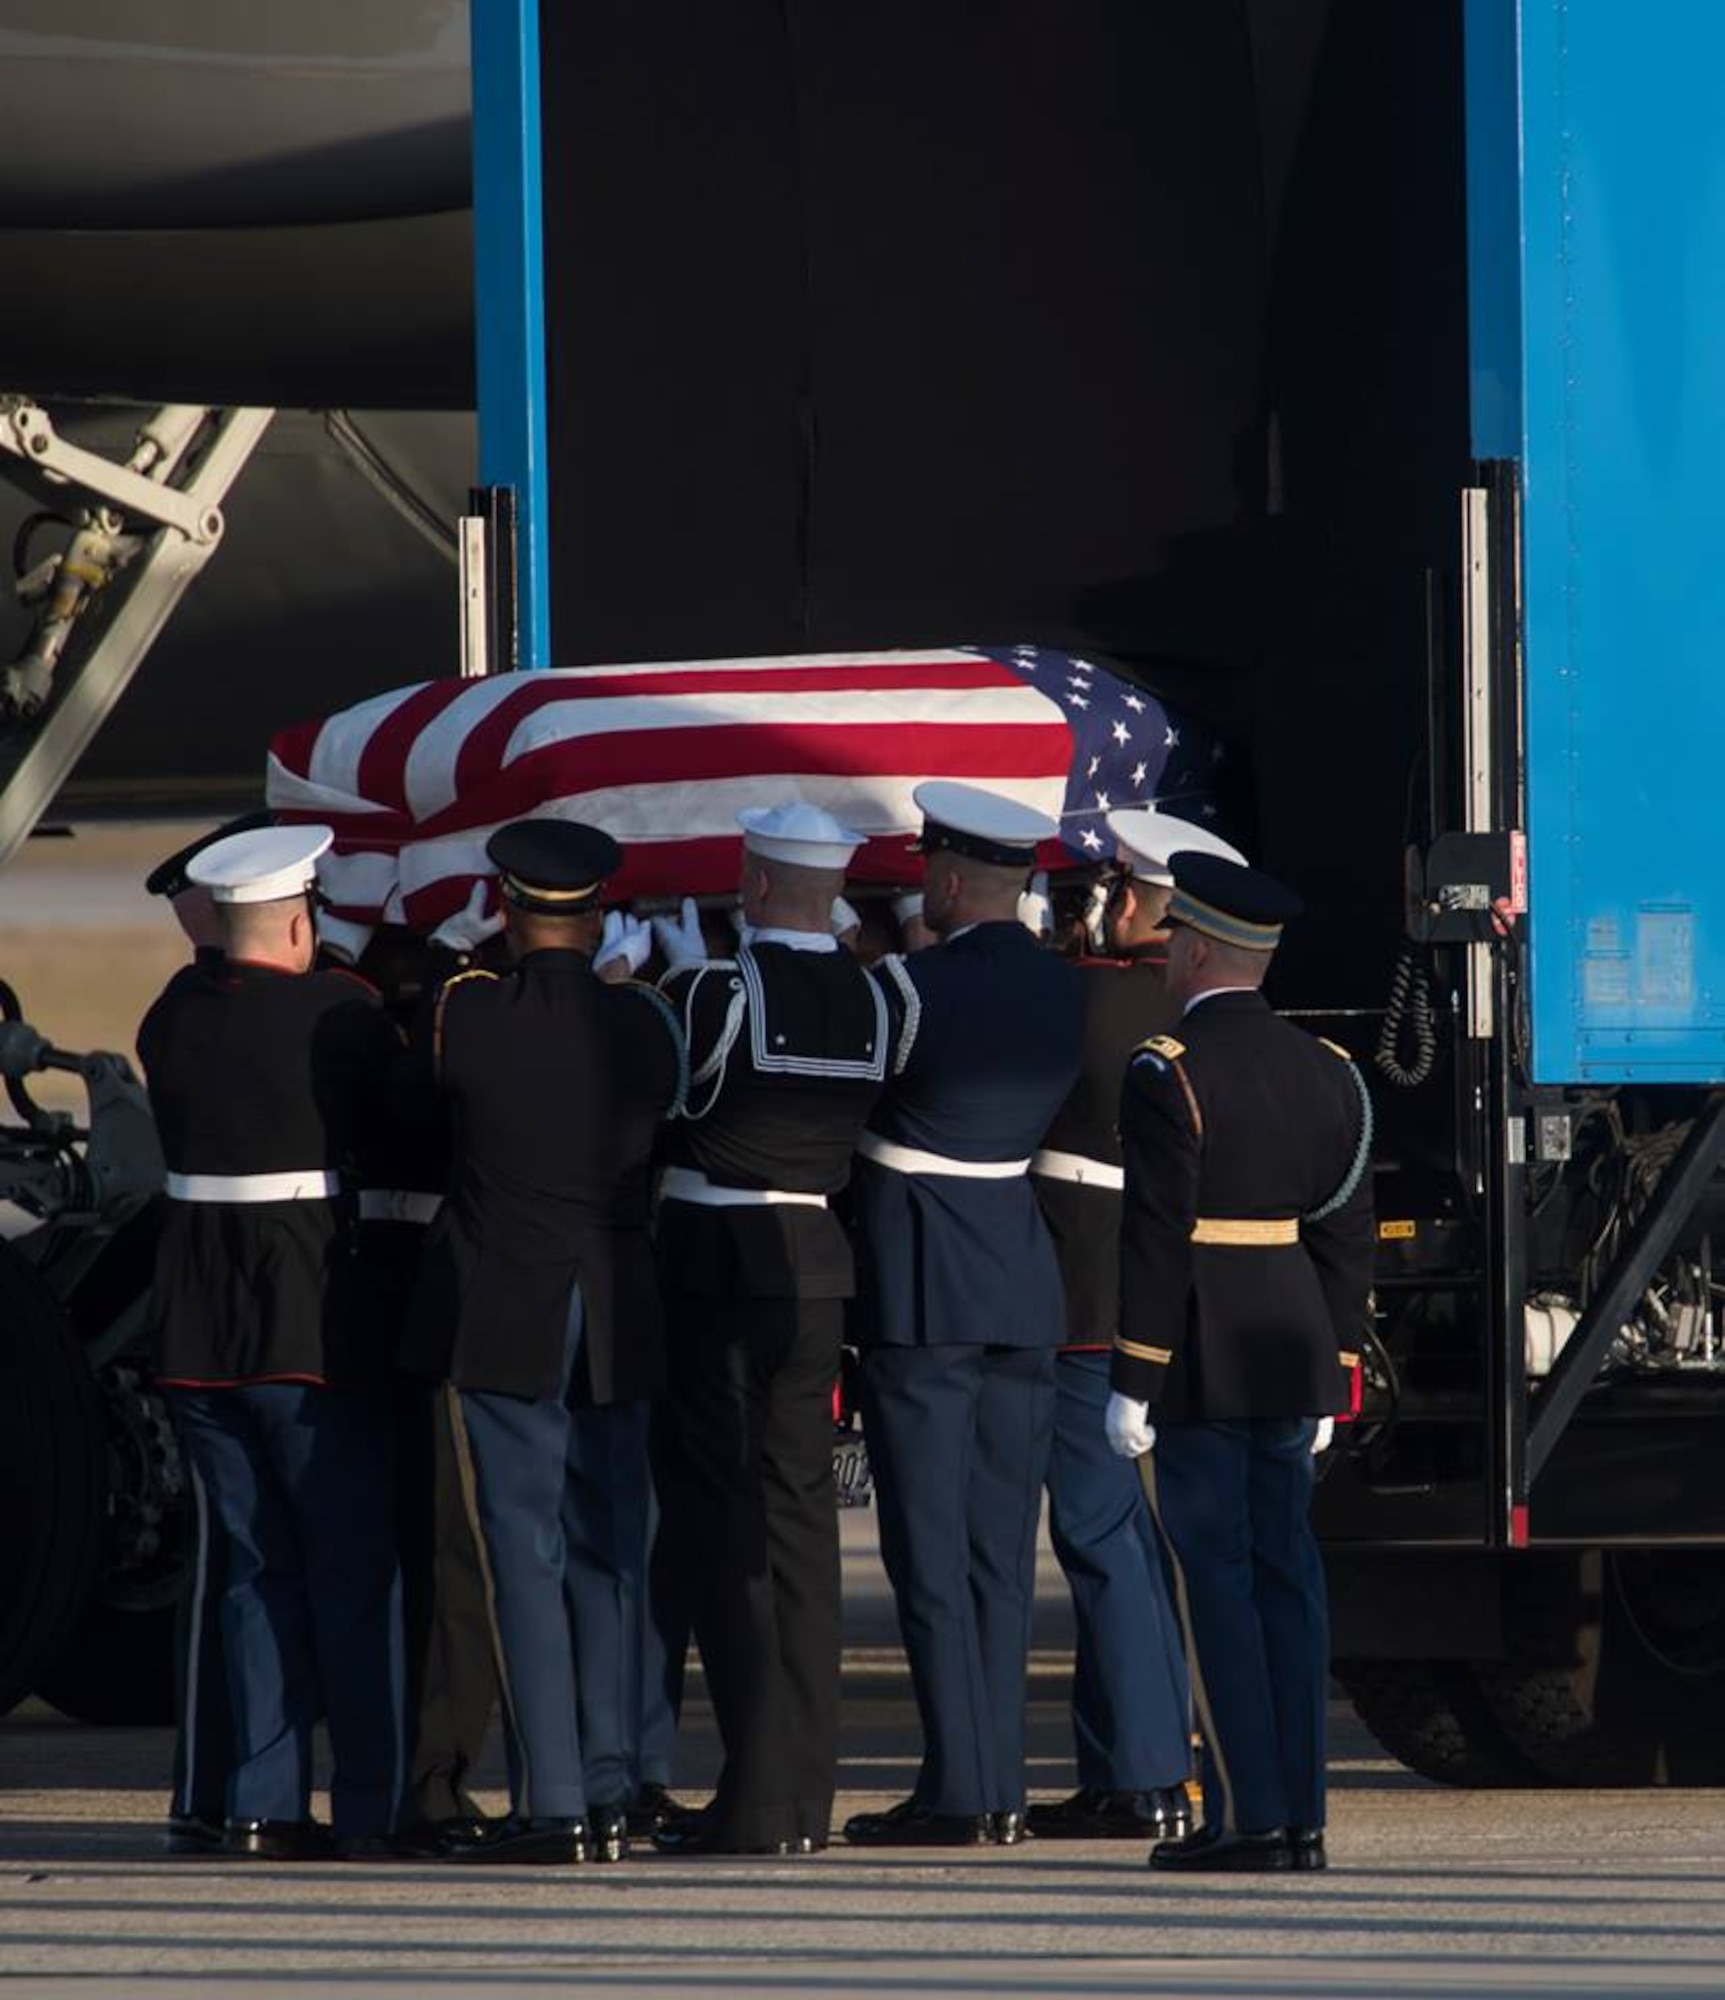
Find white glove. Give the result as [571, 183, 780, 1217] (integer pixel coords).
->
[1105, 1392, 1156, 1460]
[593, 910, 651, 978]
[1084, 876, 1112, 954]
[1017, 870, 1052, 940]
[1311, 1415, 1335, 1455]
[831, 895, 861, 939]
[651, 896, 707, 972]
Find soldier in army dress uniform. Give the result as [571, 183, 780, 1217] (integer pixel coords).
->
[648, 801, 908, 1855]
[845, 781, 1085, 1848]
[139, 823, 405, 1860]
[399, 818, 682, 1866]
[1105, 851, 1374, 1874]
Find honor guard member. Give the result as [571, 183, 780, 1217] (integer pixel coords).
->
[845, 781, 1084, 1848]
[400, 818, 682, 1867]
[646, 801, 904, 1854]
[346, 930, 503, 1857]
[1026, 809, 1248, 1844]
[143, 813, 272, 1855]
[138, 824, 405, 1861]
[1106, 851, 1374, 1874]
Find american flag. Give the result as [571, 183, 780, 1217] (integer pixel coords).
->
[265, 647, 1222, 945]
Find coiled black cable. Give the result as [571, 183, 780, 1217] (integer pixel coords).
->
[1374, 942, 1437, 1088]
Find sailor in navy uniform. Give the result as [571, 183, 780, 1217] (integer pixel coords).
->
[400, 819, 682, 1866]
[138, 824, 405, 1861]
[647, 802, 903, 1854]
[143, 813, 273, 1856]
[1106, 852, 1374, 1874]
[1027, 809, 1245, 1844]
[845, 781, 1084, 1848]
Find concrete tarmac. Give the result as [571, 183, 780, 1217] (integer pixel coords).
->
[4, 1512, 1724, 1997]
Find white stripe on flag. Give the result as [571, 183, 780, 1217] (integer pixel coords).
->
[303, 683, 430, 805]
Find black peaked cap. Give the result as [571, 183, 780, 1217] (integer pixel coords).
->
[486, 818, 622, 915]
[1167, 850, 1303, 951]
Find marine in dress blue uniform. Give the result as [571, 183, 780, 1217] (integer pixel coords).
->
[398, 819, 682, 1866]
[143, 812, 271, 1856]
[845, 782, 1084, 1847]
[1027, 809, 1244, 1843]
[649, 803, 907, 1854]
[1105, 852, 1374, 1874]
[139, 824, 405, 1861]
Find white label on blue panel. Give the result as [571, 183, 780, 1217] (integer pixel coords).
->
[1635, 906, 1695, 1016]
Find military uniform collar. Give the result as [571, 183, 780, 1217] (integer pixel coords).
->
[1181, 985, 1267, 1017]
[747, 927, 839, 953]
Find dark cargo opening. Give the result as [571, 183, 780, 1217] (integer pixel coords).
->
[537, 0, 1472, 1011]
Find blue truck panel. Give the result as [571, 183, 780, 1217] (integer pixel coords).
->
[1473, 0, 1725, 1082]
[470, 0, 551, 670]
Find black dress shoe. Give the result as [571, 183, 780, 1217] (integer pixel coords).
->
[336, 1835, 402, 1863]
[223, 1819, 334, 1862]
[626, 1782, 696, 1839]
[451, 1815, 590, 1865]
[653, 1818, 822, 1857]
[1149, 1824, 1292, 1873]
[842, 1798, 994, 1848]
[392, 1815, 498, 1858]
[587, 1801, 629, 1864]
[164, 1813, 225, 1856]
[991, 1809, 1034, 1846]
[1287, 1827, 1327, 1872]
[1025, 1787, 1190, 1842]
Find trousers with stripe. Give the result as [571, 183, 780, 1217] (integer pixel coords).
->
[861, 1342, 1056, 1816]
[1046, 1349, 1190, 1791]
[164, 1384, 402, 1836]
[453, 1340, 587, 1822]
[168, 1454, 235, 1825]
[1144, 1418, 1328, 1834]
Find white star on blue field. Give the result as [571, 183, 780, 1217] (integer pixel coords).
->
[984, 645, 1225, 862]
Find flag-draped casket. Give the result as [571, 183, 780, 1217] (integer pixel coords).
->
[266, 647, 1225, 945]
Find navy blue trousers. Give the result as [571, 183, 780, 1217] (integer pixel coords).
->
[167, 1452, 234, 1824]
[164, 1385, 401, 1837]
[861, 1342, 1056, 1817]
[1046, 1350, 1190, 1792]
[562, 1393, 655, 1808]
[638, 1472, 687, 1790]
[1145, 1418, 1328, 1834]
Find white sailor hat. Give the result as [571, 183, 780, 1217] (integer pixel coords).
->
[186, 824, 333, 904]
[1104, 807, 1245, 886]
[737, 801, 866, 869]
[912, 780, 1056, 867]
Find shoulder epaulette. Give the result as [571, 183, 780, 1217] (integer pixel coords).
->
[432, 965, 499, 1074]
[1133, 1033, 1186, 1065]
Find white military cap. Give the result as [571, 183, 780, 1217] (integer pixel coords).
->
[186, 823, 334, 904]
[737, 801, 866, 869]
[1104, 806, 1244, 886]
[912, 780, 1056, 866]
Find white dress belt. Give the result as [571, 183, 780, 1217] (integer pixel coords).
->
[357, 1189, 443, 1225]
[165, 1169, 338, 1203]
[659, 1165, 828, 1209]
[1030, 1148, 1126, 1191]
[857, 1133, 1032, 1180]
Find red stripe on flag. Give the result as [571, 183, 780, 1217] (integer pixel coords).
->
[444, 659, 1029, 806]
[269, 716, 325, 785]
[412, 720, 1073, 840]
[356, 681, 474, 813]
